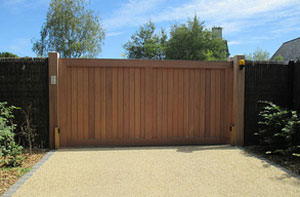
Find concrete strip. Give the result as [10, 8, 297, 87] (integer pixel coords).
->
[2, 151, 55, 197]
[11, 146, 300, 197]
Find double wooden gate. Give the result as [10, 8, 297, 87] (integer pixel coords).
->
[49, 53, 245, 148]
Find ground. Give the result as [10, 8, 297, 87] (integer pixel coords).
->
[0, 151, 46, 195]
[9, 146, 300, 197]
[245, 145, 300, 176]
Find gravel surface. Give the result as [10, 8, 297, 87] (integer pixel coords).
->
[13, 145, 300, 197]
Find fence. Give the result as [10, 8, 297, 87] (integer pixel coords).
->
[244, 60, 300, 145]
[6, 54, 297, 148]
[0, 58, 49, 148]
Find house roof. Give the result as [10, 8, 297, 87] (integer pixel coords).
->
[271, 37, 300, 61]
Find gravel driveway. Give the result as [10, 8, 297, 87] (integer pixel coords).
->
[12, 145, 300, 197]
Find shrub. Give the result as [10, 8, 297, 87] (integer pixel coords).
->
[0, 102, 23, 167]
[256, 101, 300, 157]
[20, 104, 38, 154]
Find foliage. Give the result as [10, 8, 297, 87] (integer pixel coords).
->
[0, 52, 18, 58]
[165, 16, 228, 61]
[123, 21, 167, 60]
[273, 55, 284, 62]
[0, 102, 23, 167]
[19, 104, 38, 154]
[256, 101, 300, 157]
[32, 0, 105, 58]
[245, 48, 270, 61]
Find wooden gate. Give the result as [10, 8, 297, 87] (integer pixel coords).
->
[49, 53, 245, 148]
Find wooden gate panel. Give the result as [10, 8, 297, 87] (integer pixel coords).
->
[58, 59, 233, 147]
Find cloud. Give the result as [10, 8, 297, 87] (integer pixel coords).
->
[103, 0, 300, 38]
[103, 0, 165, 30]
[228, 41, 241, 46]
[106, 31, 124, 37]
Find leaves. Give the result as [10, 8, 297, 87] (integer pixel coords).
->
[0, 102, 23, 167]
[246, 48, 270, 61]
[257, 101, 300, 157]
[165, 16, 228, 61]
[123, 21, 167, 60]
[123, 16, 228, 61]
[0, 52, 18, 58]
[32, 0, 105, 58]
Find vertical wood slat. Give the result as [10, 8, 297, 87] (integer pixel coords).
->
[100, 68, 106, 139]
[167, 69, 173, 137]
[106, 68, 112, 139]
[135, 69, 141, 139]
[118, 68, 124, 138]
[140, 69, 145, 139]
[205, 70, 211, 137]
[156, 69, 163, 139]
[145, 68, 153, 139]
[189, 70, 195, 137]
[194, 70, 200, 137]
[89, 68, 95, 139]
[173, 69, 179, 137]
[220, 70, 225, 138]
[200, 70, 206, 137]
[210, 70, 216, 137]
[67, 65, 72, 145]
[95, 68, 101, 139]
[152, 69, 157, 138]
[183, 69, 189, 137]
[215, 70, 221, 138]
[162, 69, 168, 138]
[129, 68, 135, 139]
[83, 69, 89, 140]
[123, 68, 130, 139]
[77, 67, 84, 141]
[112, 68, 118, 139]
[224, 69, 229, 139]
[178, 69, 184, 138]
[58, 58, 234, 147]
[71, 68, 78, 141]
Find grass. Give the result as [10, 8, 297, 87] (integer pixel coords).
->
[0, 150, 46, 195]
[245, 145, 300, 176]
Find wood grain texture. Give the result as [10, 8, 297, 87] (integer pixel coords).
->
[58, 59, 234, 147]
[94, 68, 101, 139]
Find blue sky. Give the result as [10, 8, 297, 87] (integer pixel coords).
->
[0, 0, 300, 58]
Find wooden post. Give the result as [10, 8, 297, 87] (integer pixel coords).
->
[48, 52, 59, 149]
[231, 55, 245, 146]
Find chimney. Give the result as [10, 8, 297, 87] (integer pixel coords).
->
[212, 27, 222, 39]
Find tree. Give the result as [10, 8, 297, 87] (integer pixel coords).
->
[32, 0, 105, 58]
[246, 48, 270, 61]
[165, 16, 228, 61]
[273, 55, 284, 62]
[0, 52, 18, 58]
[123, 21, 167, 60]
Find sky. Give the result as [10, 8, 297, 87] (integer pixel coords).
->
[0, 0, 300, 59]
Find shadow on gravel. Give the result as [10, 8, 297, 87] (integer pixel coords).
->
[56, 145, 235, 153]
[176, 145, 235, 153]
[240, 147, 300, 182]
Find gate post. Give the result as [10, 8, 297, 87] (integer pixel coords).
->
[48, 52, 59, 149]
[232, 55, 245, 146]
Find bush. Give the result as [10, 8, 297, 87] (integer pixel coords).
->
[256, 101, 300, 157]
[0, 102, 23, 167]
